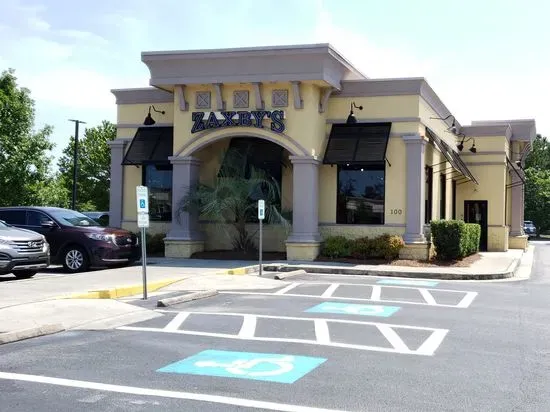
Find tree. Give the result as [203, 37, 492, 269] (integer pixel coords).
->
[524, 134, 550, 235]
[177, 148, 290, 253]
[524, 134, 550, 170]
[58, 120, 115, 211]
[0, 69, 55, 206]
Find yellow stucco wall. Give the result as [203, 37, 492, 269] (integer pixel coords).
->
[122, 165, 142, 222]
[117, 103, 174, 125]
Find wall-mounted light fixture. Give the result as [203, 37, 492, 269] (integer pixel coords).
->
[430, 114, 457, 134]
[346, 102, 363, 124]
[143, 105, 165, 125]
[456, 133, 476, 153]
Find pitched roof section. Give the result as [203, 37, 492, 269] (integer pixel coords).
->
[141, 43, 366, 90]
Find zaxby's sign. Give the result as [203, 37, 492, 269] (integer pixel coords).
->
[191, 110, 285, 134]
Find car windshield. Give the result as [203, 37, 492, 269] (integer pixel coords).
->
[49, 209, 101, 227]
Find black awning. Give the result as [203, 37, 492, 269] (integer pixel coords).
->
[323, 122, 392, 165]
[426, 128, 478, 184]
[122, 127, 173, 165]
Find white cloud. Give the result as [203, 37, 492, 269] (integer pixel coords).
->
[312, 4, 440, 79]
[57, 29, 109, 46]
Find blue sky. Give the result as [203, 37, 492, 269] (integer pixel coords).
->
[1, 0, 548, 164]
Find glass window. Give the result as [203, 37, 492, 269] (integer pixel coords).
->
[0, 210, 26, 225]
[49, 209, 100, 227]
[27, 211, 51, 227]
[143, 164, 173, 221]
[337, 164, 385, 225]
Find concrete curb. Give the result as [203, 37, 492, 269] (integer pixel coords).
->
[157, 289, 218, 307]
[59, 278, 186, 300]
[263, 260, 522, 281]
[0, 324, 65, 345]
[274, 269, 307, 280]
[219, 265, 260, 275]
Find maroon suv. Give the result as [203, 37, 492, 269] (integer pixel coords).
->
[0, 207, 141, 273]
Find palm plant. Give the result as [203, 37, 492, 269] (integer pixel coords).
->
[177, 147, 290, 253]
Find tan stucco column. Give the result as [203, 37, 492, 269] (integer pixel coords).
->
[286, 156, 321, 261]
[164, 156, 204, 258]
[510, 167, 525, 237]
[399, 134, 431, 260]
[107, 139, 129, 228]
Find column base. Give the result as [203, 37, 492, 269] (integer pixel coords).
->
[508, 235, 529, 251]
[403, 233, 426, 243]
[286, 242, 320, 261]
[164, 239, 205, 258]
[399, 243, 433, 261]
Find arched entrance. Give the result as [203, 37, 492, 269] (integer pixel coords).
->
[165, 128, 321, 261]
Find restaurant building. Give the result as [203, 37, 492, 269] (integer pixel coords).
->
[109, 43, 536, 260]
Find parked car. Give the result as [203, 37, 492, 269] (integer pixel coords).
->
[82, 211, 109, 227]
[0, 219, 50, 278]
[0, 207, 141, 273]
[523, 220, 537, 237]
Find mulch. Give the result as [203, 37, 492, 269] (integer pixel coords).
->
[189, 250, 481, 267]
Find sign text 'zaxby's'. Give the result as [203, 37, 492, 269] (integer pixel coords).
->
[191, 110, 285, 134]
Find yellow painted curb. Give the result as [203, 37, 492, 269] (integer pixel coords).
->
[58, 278, 186, 300]
[218, 265, 259, 275]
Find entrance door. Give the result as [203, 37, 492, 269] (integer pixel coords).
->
[464, 200, 488, 251]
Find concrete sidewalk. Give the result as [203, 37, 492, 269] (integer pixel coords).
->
[264, 248, 532, 280]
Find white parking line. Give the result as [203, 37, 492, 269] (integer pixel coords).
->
[370, 285, 382, 301]
[0, 372, 348, 412]
[314, 319, 330, 343]
[119, 311, 449, 356]
[164, 312, 190, 331]
[238, 315, 257, 338]
[418, 289, 437, 306]
[275, 283, 301, 295]
[219, 290, 477, 309]
[321, 284, 340, 298]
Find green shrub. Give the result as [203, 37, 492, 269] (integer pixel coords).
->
[431, 220, 480, 260]
[323, 234, 404, 260]
[321, 236, 351, 258]
[134, 232, 166, 256]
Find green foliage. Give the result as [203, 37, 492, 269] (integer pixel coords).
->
[523, 134, 550, 235]
[430, 220, 480, 260]
[0, 69, 56, 206]
[134, 232, 166, 256]
[58, 120, 115, 212]
[177, 148, 289, 252]
[350, 234, 405, 260]
[321, 236, 351, 258]
[321, 234, 404, 260]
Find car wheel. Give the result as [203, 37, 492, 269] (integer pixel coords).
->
[62, 246, 89, 273]
[13, 271, 37, 279]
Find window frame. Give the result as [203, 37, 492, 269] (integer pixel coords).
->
[336, 163, 386, 225]
[141, 162, 173, 222]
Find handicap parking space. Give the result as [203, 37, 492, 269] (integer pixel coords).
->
[0, 272, 483, 411]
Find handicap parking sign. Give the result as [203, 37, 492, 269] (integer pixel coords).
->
[157, 350, 326, 384]
[305, 302, 401, 317]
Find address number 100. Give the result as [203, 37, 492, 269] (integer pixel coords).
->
[390, 209, 403, 215]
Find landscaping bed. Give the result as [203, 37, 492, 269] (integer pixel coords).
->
[191, 250, 287, 261]
[316, 253, 481, 267]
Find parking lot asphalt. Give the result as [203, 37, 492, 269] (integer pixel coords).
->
[3, 255, 550, 412]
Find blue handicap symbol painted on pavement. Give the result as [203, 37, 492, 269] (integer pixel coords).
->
[157, 350, 327, 384]
[139, 199, 146, 208]
[377, 279, 439, 287]
[305, 302, 400, 317]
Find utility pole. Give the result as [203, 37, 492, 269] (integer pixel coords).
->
[68, 119, 86, 211]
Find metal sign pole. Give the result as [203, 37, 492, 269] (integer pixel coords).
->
[136, 185, 150, 300]
[141, 226, 147, 300]
[259, 218, 263, 277]
[258, 199, 265, 277]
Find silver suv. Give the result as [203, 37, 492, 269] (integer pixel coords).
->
[0, 219, 50, 279]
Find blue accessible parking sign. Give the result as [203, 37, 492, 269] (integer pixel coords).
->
[157, 350, 327, 384]
[305, 302, 401, 317]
